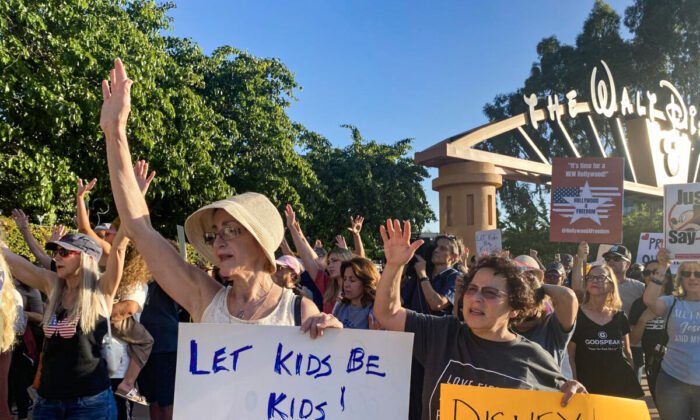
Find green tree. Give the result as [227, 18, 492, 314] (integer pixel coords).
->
[300, 125, 435, 258]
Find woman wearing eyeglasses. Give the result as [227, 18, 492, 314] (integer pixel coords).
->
[0, 232, 130, 419]
[643, 249, 700, 420]
[98, 59, 339, 336]
[567, 264, 643, 399]
[375, 220, 586, 420]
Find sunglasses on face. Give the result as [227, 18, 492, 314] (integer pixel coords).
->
[203, 225, 244, 246]
[642, 269, 658, 277]
[680, 271, 700, 278]
[604, 255, 624, 262]
[586, 274, 611, 283]
[52, 248, 80, 258]
[545, 272, 562, 278]
[464, 284, 506, 301]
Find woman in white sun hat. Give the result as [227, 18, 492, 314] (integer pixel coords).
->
[98, 58, 340, 335]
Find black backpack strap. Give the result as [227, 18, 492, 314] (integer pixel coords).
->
[293, 295, 303, 326]
[664, 298, 678, 332]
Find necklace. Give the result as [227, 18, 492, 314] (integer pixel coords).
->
[234, 283, 274, 320]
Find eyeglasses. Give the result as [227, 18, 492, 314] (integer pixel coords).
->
[203, 225, 244, 246]
[604, 255, 624, 262]
[680, 271, 700, 278]
[642, 269, 658, 277]
[52, 248, 80, 258]
[464, 284, 506, 300]
[586, 275, 611, 283]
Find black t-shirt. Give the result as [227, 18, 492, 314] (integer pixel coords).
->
[39, 307, 110, 399]
[405, 311, 566, 420]
[141, 282, 180, 353]
[628, 297, 666, 359]
[570, 309, 643, 398]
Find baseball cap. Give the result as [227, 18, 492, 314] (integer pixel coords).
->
[276, 255, 303, 275]
[603, 245, 631, 262]
[45, 233, 103, 260]
[94, 223, 112, 231]
[546, 261, 566, 276]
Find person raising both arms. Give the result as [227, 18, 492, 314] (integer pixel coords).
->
[374, 220, 586, 420]
[643, 248, 700, 420]
[98, 58, 339, 334]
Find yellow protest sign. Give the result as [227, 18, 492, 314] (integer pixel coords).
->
[440, 384, 650, 420]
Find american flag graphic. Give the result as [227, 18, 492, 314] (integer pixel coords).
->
[43, 312, 79, 339]
[552, 184, 620, 220]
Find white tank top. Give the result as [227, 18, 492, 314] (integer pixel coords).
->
[201, 286, 296, 326]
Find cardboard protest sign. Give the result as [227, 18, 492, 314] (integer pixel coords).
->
[440, 384, 651, 420]
[174, 323, 413, 420]
[595, 244, 614, 265]
[550, 157, 624, 244]
[637, 233, 664, 265]
[475, 229, 502, 256]
[664, 183, 700, 260]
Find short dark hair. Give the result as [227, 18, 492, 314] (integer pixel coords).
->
[434, 235, 459, 256]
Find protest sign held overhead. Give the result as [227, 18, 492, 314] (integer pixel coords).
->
[174, 323, 413, 420]
[664, 183, 700, 260]
[439, 384, 651, 420]
[550, 157, 624, 244]
[475, 229, 502, 256]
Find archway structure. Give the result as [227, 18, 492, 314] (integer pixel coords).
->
[415, 60, 700, 254]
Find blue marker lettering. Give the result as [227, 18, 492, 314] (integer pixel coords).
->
[340, 386, 345, 411]
[295, 353, 303, 375]
[212, 347, 228, 373]
[366, 355, 386, 377]
[346, 347, 365, 373]
[267, 392, 288, 419]
[275, 343, 293, 376]
[189, 340, 210, 375]
[229, 345, 253, 371]
[315, 401, 327, 420]
[299, 399, 313, 419]
[315, 355, 332, 379]
[306, 354, 321, 377]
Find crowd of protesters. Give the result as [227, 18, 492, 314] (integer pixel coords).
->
[0, 58, 698, 420]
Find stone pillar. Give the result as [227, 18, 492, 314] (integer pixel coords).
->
[432, 162, 502, 256]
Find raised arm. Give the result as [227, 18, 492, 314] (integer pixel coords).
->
[284, 204, 321, 279]
[76, 178, 112, 257]
[415, 255, 451, 311]
[374, 219, 424, 332]
[643, 249, 671, 317]
[347, 215, 365, 258]
[98, 227, 129, 303]
[0, 238, 57, 296]
[99, 59, 219, 320]
[11, 209, 53, 269]
[280, 235, 295, 257]
[542, 283, 578, 331]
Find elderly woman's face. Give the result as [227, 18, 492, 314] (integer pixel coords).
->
[586, 266, 612, 296]
[679, 262, 700, 295]
[462, 267, 514, 332]
[52, 248, 82, 280]
[210, 209, 268, 277]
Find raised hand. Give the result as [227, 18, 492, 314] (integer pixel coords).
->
[284, 204, 296, 230]
[347, 215, 364, 235]
[335, 235, 348, 250]
[43, 225, 67, 243]
[313, 239, 323, 249]
[77, 178, 97, 198]
[577, 241, 589, 257]
[11, 209, 29, 230]
[133, 160, 156, 197]
[100, 58, 133, 136]
[379, 219, 424, 267]
[657, 247, 671, 267]
[529, 249, 538, 259]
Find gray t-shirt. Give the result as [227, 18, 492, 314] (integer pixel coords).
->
[405, 311, 566, 420]
[618, 278, 645, 316]
[332, 302, 372, 329]
[519, 313, 574, 367]
[660, 296, 700, 386]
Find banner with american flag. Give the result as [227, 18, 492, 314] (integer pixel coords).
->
[550, 157, 624, 243]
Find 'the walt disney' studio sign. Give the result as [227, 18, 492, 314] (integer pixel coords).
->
[522, 60, 698, 187]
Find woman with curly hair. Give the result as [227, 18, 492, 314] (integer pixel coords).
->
[567, 264, 643, 399]
[375, 220, 586, 420]
[332, 258, 378, 329]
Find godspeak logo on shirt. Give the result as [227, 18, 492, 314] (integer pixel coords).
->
[598, 331, 608, 339]
[428, 360, 535, 420]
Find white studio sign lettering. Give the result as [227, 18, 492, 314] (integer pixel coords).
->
[173, 323, 414, 420]
[523, 60, 698, 187]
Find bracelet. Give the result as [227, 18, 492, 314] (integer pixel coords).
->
[650, 278, 664, 286]
[419, 277, 429, 283]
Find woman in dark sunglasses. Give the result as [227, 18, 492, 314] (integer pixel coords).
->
[1, 231, 130, 419]
[374, 220, 586, 420]
[643, 249, 700, 420]
[567, 264, 643, 399]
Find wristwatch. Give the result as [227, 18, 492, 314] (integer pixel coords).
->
[649, 277, 664, 286]
[419, 277, 430, 283]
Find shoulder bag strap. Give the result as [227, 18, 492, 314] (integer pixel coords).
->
[98, 294, 113, 341]
[293, 295, 302, 326]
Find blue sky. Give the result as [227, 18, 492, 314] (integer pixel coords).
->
[166, 0, 634, 232]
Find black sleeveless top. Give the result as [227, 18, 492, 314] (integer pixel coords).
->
[39, 306, 110, 399]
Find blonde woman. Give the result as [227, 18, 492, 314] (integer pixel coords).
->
[643, 249, 700, 420]
[0, 252, 20, 420]
[567, 264, 643, 398]
[0, 231, 128, 419]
